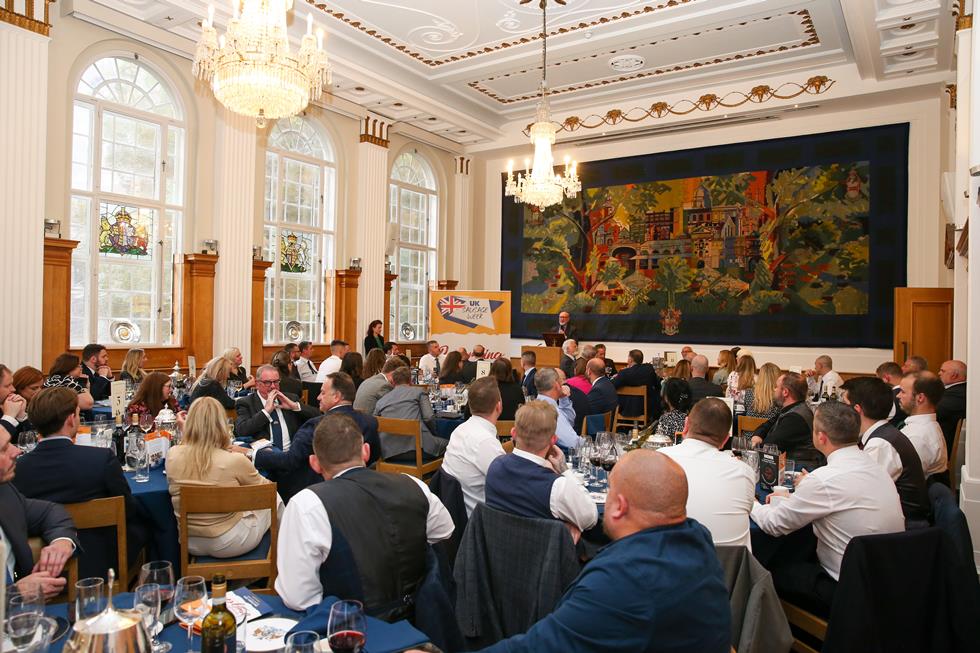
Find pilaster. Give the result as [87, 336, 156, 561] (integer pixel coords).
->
[452, 156, 472, 287]
[353, 113, 390, 343]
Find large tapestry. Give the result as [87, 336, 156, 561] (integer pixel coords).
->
[501, 124, 909, 348]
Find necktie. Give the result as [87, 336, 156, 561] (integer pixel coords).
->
[270, 412, 283, 450]
[307, 361, 316, 376]
[434, 357, 440, 376]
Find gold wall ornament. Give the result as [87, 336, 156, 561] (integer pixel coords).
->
[0, 1, 53, 36]
[947, 84, 958, 109]
[525, 76, 837, 136]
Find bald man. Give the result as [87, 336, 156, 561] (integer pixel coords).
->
[585, 358, 618, 416]
[471, 450, 731, 653]
[936, 359, 967, 457]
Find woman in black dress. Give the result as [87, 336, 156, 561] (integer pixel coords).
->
[363, 320, 385, 355]
[188, 356, 236, 409]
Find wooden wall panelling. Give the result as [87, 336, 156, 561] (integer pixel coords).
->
[42, 238, 79, 371]
[333, 269, 361, 347]
[181, 254, 219, 369]
[251, 260, 273, 370]
[437, 280, 459, 291]
[384, 272, 397, 340]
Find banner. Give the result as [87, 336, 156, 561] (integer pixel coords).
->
[429, 290, 511, 359]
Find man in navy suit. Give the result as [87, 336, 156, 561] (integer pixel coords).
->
[235, 365, 320, 444]
[253, 372, 380, 503]
[612, 349, 662, 419]
[585, 359, 618, 416]
[13, 387, 150, 581]
[80, 343, 114, 401]
[520, 351, 537, 400]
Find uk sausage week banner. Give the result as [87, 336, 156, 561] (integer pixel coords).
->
[429, 290, 511, 359]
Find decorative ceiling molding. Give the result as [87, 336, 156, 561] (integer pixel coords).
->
[472, 9, 819, 105]
[304, 0, 700, 67]
[0, 1, 53, 36]
[524, 76, 836, 135]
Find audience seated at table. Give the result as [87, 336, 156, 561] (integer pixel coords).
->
[839, 377, 930, 527]
[750, 371, 824, 469]
[559, 339, 577, 380]
[902, 355, 928, 374]
[612, 349, 661, 420]
[565, 358, 591, 396]
[594, 344, 617, 375]
[688, 355, 723, 404]
[519, 351, 536, 399]
[556, 368, 590, 435]
[13, 386, 150, 580]
[936, 359, 967, 457]
[118, 347, 147, 384]
[354, 357, 406, 415]
[362, 349, 386, 380]
[488, 358, 524, 421]
[897, 372, 948, 480]
[670, 359, 691, 380]
[2, 365, 30, 437]
[806, 355, 844, 399]
[660, 398, 755, 548]
[418, 339, 444, 379]
[43, 353, 95, 411]
[80, 343, 114, 401]
[375, 365, 447, 459]
[438, 350, 466, 385]
[461, 344, 485, 383]
[235, 365, 319, 446]
[713, 349, 735, 386]
[876, 360, 907, 426]
[340, 352, 364, 390]
[752, 401, 904, 615]
[222, 347, 254, 389]
[165, 397, 279, 559]
[485, 400, 597, 535]
[315, 340, 349, 382]
[0, 394, 80, 598]
[656, 378, 691, 439]
[188, 356, 237, 409]
[296, 340, 319, 382]
[441, 377, 506, 516]
[127, 372, 180, 419]
[534, 368, 581, 449]
[461, 450, 731, 653]
[11, 367, 43, 433]
[726, 352, 756, 405]
[744, 362, 781, 420]
[585, 359, 618, 416]
[253, 372, 379, 503]
[270, 350, 303, 398]
[364, 319, 386, 355]
[276, 412, 454, 615]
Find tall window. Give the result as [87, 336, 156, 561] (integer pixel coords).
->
[70, 56, 184, 347]
[389, 152, 438, 341]
[263, 117, 336, 343]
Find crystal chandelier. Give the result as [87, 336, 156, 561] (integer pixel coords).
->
[505, 0, 580, 209]
[193, 0, 331, 128]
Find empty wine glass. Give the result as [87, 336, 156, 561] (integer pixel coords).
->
[327, 600, 367, 653]
[135, 583, 172, 653]
[174, 576, 207, 653]
[17, 430, 37, 454]
[139, 412, 155, 435]
[129, 435, 149, 482]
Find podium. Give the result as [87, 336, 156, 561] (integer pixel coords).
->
[522, 346, 562, 368]
[542, 332, 566, 347]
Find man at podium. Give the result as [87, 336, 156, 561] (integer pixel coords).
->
[555, 311, 578, 340]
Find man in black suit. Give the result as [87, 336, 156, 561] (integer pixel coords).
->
[460, 344, 486, 383]
[235, 364, 319, 444]
[612, 349, 662, 420]
[937, 360, 967, 457]
[688, 355, 724, 404]
[586, 359, 618, 416]
[555, 311, 578, 340]
[0, 364, 28, 438]
[12, 387, 149, 580]
[252, 372, 379, 503]
[560, 339, 578, 380]
[80, 343, 114, 401]
[876, 361, 906, 427]
[521, 351, 537, 399]
[0, 398, 79, 597]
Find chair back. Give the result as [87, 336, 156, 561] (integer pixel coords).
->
[502, 440, 515, 454]
[736, 415, 767, 437]
[612, 386, 648, 433]
[495, 420, 515, 438]
[580, 411, 612, 438]
[928, 482, 976, 572]
[427, 468, 467, 567]
[177, 483, 279, 588]
[63, 496, 129, 592]
[951, 418, 965, 492]
[28, 537, 79, 603]
[714, 545, 792, 653]
[376, 416, 442, 479]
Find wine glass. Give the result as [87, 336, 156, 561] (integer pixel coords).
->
[135, 583, 172, 653]
[129, 435, 149, 482]
[74, 577, 105, 623]
[17, 430, 37, 454]
[140, 412, 155, 435]
[285, 631, 320, 653]
[174, 576, 207, 653]
[327, 600, 367, 653]
[140, 561, 176, 628]
[601, 443, 619, 485]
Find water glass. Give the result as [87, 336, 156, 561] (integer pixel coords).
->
[782, 460, 796, 491]
[17, 430, 37, 454]
[129, 435, 150, 482]
[74, 577, 105, 622]
[174, 576, 207, 653]
[567, 444, 580, 470]
[6, 614, 57, 653]
[742, 449, 760, 481]
[8, 585, 44, 620]
[284, 631, 320, 653]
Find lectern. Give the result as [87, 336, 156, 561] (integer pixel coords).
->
[522, 346, 562, 368]
[542, 332, 566, 347]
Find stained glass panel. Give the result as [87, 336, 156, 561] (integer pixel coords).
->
[280, 230, 313, 273]
[98, 204, 154, 256]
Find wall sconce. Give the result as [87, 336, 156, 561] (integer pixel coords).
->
[203, 239, 218, 255]
[44, 219, 61, 238]
[252, 246, 262, 260]
[349, 257, 362, 271]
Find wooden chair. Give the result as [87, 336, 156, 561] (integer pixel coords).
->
[612, 386, 648, 432]
[375, 417, 443, 479]
[495, 420, 515, 439]
[951, 418, 965, 492]
[301, 388, 309, 405]
[580, 411, 612, 438]
[63, 496, 130, 592]
[178, 483, 279, 589]
[28, 537, 79, 604]
[736, 415, 767, 438]
[780, 600, 826, 653]
[502, 440, 515, 454]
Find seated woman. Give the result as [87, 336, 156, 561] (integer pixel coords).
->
[341, 352, 365, 390]
[13, 366, 44, 431]
[44, 353, 94, 410]
[362, 349, 386, 380]
[671, 359, 692, 380]
[270, 351, 303, 398]
[744, 362, 781, 420]
[656, 378, 692, 440]
[565, 358, 592, 395]
[165, 397, 278, 558]
[127, 372, 179, 419]
[490, 357, 524, 421]
[712, 349, 735, 386]
[437, 350, 466, 385]
[726, 354, 757, 406]
[221, 348, 255, 392]
[188, 357, 236, 409]
[119, 348, 147, 384]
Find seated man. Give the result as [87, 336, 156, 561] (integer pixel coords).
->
[485, 401, 597, 534]
[687, 355, 724, 404]
[235, 365, 319, 446]
[13, 387, 150, 580]
[461, 345, 485, 383]
[275, 413, 453, 616]
[533, 368, 581, 450]
[0, 364, 28, 438]
[457, 450, 731, 653]
[374, 365, 448, 459]
[418, 340, 444, 379]
[897, 372, 948, 479]
[751, 372, 823, 469]
[612, 349, 661, 419]
[585, 359, 618, 416]
[520, 351, 537, 399]
[875, 361, 906, 426]
[936, 359, 967, 457]
[902, 356, 928, 374]
[80, 343, 114, 401]
[353, 357, 406, 415]
[660, 398, 755, 548]
[315, 340, 349, 382]
[559, 339, 577, 380]
[752, 401, 904, 614]
[441, 377, 506, 515]
[556, 368, 590, 435]
[805, 355, 844, 399]
[0, 412, 79, 597]
[253, 372, 380, 503]
[839, 377, 930, 526]
[594, 344, 617, 375]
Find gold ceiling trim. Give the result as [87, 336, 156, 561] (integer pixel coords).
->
[474, 9, 818, 105]
[305, 0, 700, 67]
[524, 76, 835, 136]
[0, 4, 52, 36]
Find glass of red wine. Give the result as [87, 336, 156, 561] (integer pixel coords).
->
[327, 600, 366, 653]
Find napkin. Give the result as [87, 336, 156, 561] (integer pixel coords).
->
[287, 597, 428, 653]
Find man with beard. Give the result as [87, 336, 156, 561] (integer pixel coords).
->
[751, 372, 824, 469]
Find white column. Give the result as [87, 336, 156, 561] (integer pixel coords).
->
[452, 156, 472, 287]
[0, 23, 48, 368]
[211, 109, 257, 366]
[353, 114, 390, 343]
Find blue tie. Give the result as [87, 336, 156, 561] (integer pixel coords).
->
[270, 413, 283, 450]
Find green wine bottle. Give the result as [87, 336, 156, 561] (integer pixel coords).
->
[200, 575, 237, 653]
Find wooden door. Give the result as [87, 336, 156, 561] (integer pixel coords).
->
[893, 288, 954, 368]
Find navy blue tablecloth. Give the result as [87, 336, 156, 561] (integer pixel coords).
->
[126, 467, 181, 574]
[435, 416, 465, 440]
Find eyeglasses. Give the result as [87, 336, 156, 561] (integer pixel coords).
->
[257, 379, 280, 386]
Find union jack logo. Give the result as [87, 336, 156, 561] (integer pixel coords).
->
[439, 296, 467, 316]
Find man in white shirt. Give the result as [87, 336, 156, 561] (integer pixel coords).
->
[875, 361, 906, 426]
[897, 372, 948, 478]
[660, 398, 755, 548]
[805, 355, 843, 399]
[418, 340, 444, 379]
[533, 368, 581, 449]
[752, 401, 904, 613]
[276, 412, 454, 613]
[295, 341, 319, 382]
[441, 377, 506, 515]
[314, 340, 348, 382]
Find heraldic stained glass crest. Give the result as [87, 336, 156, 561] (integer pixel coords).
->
[99, 204, 152, 256]
[280, 230, 312, 273]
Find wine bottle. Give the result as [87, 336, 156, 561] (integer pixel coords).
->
[200, 574, 236, 653]
[112, 413, 127, 464]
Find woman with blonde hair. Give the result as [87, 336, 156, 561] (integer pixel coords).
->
[726, 354, 758, 405]
[165, 397, 276, 557]
[744, 362, 781, 419]
[188, 357, 236, 409]
[221, 347, 255, 390]
[671, 359, 692, 380]
[119, 348, 147, 384]
[713, 349, 735, 386]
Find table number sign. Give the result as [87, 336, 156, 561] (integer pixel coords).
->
[476, 360, 491, 379]
[110, 380, 127, 418]
[188, 355, 197, 379]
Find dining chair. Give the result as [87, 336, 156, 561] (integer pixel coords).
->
[612, 386, 647, 432]
[375, 416, 443, 479]
[63, 496, 131, 592]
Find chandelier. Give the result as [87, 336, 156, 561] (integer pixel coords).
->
[505, 0, 580, 210]
[193, 0, 331, 127]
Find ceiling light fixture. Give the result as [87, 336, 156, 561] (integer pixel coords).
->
[193, 0, 332, 128]
[505, 0, 580, 209]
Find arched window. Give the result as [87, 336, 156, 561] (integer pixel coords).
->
[70, 56, 185, 346]
[263, 116, 336, 343]
[388, 151, 438, 341]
